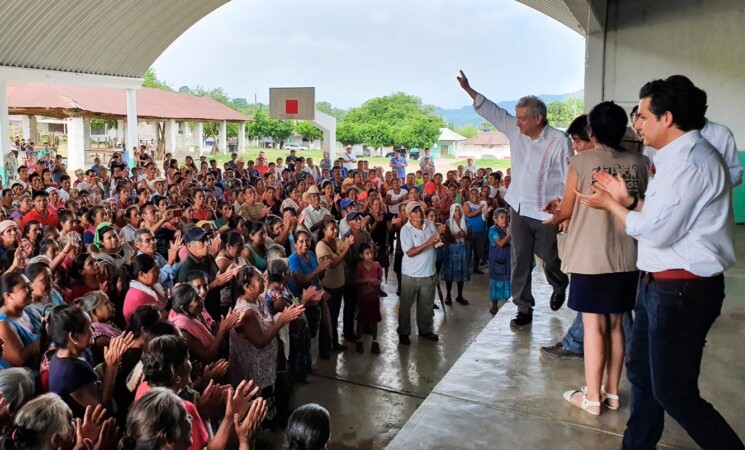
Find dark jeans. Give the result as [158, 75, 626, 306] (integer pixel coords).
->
[622, 275, 743, 450]
[509, 207, 568, 315]
[561, 311, 634, 354]
[325, 286, 344, 344]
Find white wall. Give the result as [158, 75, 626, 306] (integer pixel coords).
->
[585, 0, 745, 145]
[457, 145, 511, 160]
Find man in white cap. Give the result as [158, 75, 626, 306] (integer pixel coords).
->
[302, 185, 332, 232]
[342, 145, 357, 171]
[397, 201, 443, 345]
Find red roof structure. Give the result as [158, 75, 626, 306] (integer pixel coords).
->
[6, 81, 251, 122]
[462, 130, 510, 147]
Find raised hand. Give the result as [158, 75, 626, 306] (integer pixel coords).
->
[103, 332, 134, 367]
[80, 405, 107, 444]
[300, 286, 324, 305]
[226, 379, 261, 419]
[233, 397, 268, 446]
[197, 379, 225, 419]
[92, 418, 119, 450]
[203, 359, 230, 380]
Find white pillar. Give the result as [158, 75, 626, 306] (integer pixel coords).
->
[66, 117, 87, 171]
[238, 121, 246, 153]
[195, 122, 204, 155]
[21, 116, 30, 140]
[116, 120, 125, 150]
[165, 119, 177, 154]
[0, 80, 9, 183]
[311, 110, 337, 161]
[219, 120, 227, 154]
[125, 88, 138, 168]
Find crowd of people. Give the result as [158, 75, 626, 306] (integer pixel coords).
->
[0, 117, 516, 448]
[0, 69, 741, 449]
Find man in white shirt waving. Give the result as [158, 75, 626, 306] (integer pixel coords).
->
[458, 70, 571, 328]
[577, 77, 742, 450]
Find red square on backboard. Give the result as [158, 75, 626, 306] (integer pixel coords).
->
[285, 99, 299, 115]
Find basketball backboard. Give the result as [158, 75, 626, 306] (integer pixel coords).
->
[269, 87, 315, 120]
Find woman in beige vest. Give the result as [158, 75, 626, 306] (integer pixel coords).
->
[545, 102, 650, 415]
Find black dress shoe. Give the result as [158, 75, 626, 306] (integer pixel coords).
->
[399, 335, 411, 345]
[550, 291, 566, 311]
[418, 331, 439, 341]
[510, 311, 533, 327]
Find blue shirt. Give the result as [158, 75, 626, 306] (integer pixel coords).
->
[391, 156, 408, 179]
[288, 251, 321, 296]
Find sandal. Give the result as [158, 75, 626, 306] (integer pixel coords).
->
[445, 297, 453, 306]
[456, 297, 469, 305]
[489, 304, 499, 315]
[601, 385, 620, 410]
[563, 388, 601, 416]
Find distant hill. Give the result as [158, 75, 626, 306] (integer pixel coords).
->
[436, 90, 584, 127]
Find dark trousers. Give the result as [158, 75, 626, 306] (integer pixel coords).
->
[342, 284, 358, 339]
[622, 275, 743, 450]
[325, 286, 344, 344]
[509, 207, 568, 314]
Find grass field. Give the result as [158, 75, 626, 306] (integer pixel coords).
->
[209, 147, 511, 173]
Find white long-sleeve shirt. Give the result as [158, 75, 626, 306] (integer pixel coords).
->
[473, 93, 572, 221]
[626, 131, 735, 276]
[701, 119, 743, 187]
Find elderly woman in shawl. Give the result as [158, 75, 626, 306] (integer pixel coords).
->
[440, 203, 472, 306]
[168, 283, 242, 364]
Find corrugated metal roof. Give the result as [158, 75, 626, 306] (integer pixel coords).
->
[0, 0, 229, 78]
[7, 81, 252, 122]
[462, 131, 511, 147]
[516, 0, 585, 35]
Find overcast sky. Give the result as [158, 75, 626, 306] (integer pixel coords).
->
[152, 0, 586, 109]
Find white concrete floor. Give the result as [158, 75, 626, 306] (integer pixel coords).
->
[259, 225, 745, 449]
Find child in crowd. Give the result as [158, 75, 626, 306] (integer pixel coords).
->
[354, 243, 383, 354]
[488, 209, 512, 315]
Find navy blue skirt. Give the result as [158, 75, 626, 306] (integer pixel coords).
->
[568, 271, 639, 314]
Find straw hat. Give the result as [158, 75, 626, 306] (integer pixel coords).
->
[302, 185, 321, 202]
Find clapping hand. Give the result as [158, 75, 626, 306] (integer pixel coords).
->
[103, 332, 134, 368]
[591, 171, 631, 205]
[301, 286, 324, 306]
[233, 397, 268, 447]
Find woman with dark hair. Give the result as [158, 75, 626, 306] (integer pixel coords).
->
[123, 253, 166, 325]
[169, 283, 241, 364]
[315, 219, 353, 351]
[67, 252, 105, 303]
[22, 262, 61, 331]
[137, 335, 258, 450]
[286, 403, 331, 450]
[244, 222, 268, 272]
[48, 305, 132, 418]
[82, 205, 108, 245]
[230, 266, 305, 423]
[0, 272, 40, 367]
[93, 222, 134, 270]
[545, 101, 650, 415]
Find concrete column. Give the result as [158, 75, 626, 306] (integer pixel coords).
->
[583, 0, 608, 110]
[195, 122, 204, 155]
[125, 88, 138, 168]
[0, 80, 9, 183]
[116, 120, 125, 150]
[66, 117, 87, 171]
[311, 110, 337, 161]
[238, 121, 246, 152]
[19, 115, 38, 143]
[219, 120, 227, 154]
[165, 119, 177, 154]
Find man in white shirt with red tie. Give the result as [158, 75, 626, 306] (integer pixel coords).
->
[457, 70, 572, 328]
[577, 77, 743, 450]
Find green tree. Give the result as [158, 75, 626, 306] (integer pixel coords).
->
[268, 120, 295, 149]
[142, 69, 172, 91]
[295, 121, 323, 146]
[192, 86, 231, 106]
[315, 101, 346, 119]
[455, 124, 479, 139]
[547, 97, 584, 128]
[341, 92, 444, 149]
[336, 122, 363, 146]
